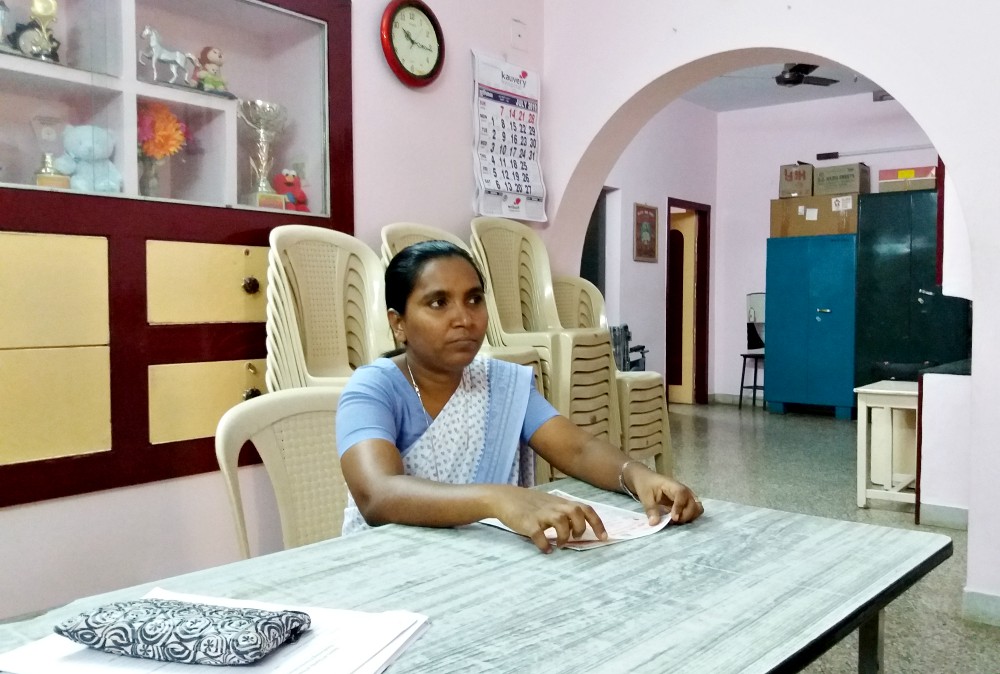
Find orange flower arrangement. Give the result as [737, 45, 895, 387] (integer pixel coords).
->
[137, 102, 189, 160]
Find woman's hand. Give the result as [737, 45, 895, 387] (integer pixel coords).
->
[490, 485, 608, 554]
[626, 464, 704, 525]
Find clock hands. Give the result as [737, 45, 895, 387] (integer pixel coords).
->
[401, 27, 434, 52]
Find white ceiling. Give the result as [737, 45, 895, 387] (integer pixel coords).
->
[681, 62, 887, 112]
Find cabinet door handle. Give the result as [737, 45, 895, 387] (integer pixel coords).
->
[816, 308, 831, 313]
[243, 387, 262, 401]
[242, 276, 260, 294]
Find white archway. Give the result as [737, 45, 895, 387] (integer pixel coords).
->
[541, 1, 999, 625]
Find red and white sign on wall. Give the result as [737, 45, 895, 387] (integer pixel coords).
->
[473, 51, 546, 221]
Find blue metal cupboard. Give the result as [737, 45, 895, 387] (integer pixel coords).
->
[765, 234, 856, 419]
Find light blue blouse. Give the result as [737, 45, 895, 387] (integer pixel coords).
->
[336, 358, 558, 457]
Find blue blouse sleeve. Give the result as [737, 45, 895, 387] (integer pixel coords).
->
[336, 363, 400, 457]
[521, 384, 559, 444]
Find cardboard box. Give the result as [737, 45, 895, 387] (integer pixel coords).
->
[813, 162, 870, 196]
[878, 166, 937, 192]
[770, 193, 858, 238]
[779, 162, 813, 198]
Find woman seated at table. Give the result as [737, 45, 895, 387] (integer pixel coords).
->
[337, 240, 703, 552]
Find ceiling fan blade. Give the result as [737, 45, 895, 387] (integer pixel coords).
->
[789, 63, 818, 76]
[802, 75, 839, 86]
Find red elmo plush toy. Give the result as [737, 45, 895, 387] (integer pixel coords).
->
[272, 168, 310, 212]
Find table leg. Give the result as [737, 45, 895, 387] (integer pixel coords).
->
[878, 407, 894, 491]
[751, 357, 759, 407]
[857, 398, 869, 508]
[857, 609, 884, 674]
[739, 356, 747, 409]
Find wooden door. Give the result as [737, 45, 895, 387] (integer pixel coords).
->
[667, 211, 697, 403]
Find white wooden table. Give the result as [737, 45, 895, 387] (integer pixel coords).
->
[855, 380, 919, 508]
[0, 480, 951, 673]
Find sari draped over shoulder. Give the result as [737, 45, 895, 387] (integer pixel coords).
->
[342, 357, 535, 536]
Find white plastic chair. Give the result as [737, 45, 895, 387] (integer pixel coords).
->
[266, 225, 394, 391]
[470, 217, 621, 451]
[552, 274, 673, 476]
[380, 221, 544, 377]
[215, 387, 347, 558]
[553, 275, 609, 331]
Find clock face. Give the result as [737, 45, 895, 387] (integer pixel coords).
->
[381, 0, 444, 87]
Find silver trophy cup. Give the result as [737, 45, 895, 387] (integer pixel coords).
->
[237, 99, 287, 208]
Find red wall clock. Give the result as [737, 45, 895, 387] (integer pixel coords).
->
[380, 0, 445, 87]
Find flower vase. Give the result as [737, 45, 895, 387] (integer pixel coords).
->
[138, 157, 164, 197]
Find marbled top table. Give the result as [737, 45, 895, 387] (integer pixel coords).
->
[0, 480, 951, 674]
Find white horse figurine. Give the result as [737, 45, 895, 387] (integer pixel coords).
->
[138, 26, 197, 85]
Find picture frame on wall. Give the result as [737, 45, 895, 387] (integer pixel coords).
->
[633, 203, 658, 262]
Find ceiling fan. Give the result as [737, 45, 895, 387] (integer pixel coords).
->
[775, 63, 839, 88]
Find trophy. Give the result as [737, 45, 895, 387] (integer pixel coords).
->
[5, 0, 61, 61]
[30, 114, 69, 188]
[237, 99, 287, 209]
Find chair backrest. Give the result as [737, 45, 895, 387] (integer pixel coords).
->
[553, 275, 608, 330]
[215, 387, 347, 558]
[383, 221, 515, 349]
[470, 216, 563, 340]
[267, 225, 394, 390]
[380, 221, 471, 268]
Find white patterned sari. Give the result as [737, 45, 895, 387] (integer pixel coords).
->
[342, 357, 535, 535]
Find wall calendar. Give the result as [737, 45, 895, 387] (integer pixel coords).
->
[473, 51, 546, 221]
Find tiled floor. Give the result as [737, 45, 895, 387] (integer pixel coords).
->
[668, 403, 1000, 674]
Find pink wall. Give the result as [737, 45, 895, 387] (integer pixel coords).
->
[921, 375, 971, 512]
[604, 99, 717, 377]
[351, 0, 543, 248]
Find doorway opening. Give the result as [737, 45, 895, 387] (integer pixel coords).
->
[580, 188, 609, 294]
[666, 198, 710, 405]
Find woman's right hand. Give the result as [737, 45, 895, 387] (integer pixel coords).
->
[490, 486, 608, 553]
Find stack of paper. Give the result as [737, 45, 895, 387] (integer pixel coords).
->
[0, 589, 428, 674]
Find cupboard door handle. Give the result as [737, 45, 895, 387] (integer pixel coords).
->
[243, 387, 262, 401]
[242, 276, 260, 294]
[816, 308, 831, 313]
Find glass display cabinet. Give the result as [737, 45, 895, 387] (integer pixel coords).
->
[0, 0, 332, 213]
[0, 0, 352, 506]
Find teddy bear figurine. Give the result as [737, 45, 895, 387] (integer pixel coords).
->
[194, 46, 227, 93]
[272, 168, 309, 212]
[53, 125, 122, 193]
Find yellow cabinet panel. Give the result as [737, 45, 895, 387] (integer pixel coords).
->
[147, 241, 268, 324]
[0, 232, 109, 349]
[148, 359, 267, 444]
[0, 347, 111, 465]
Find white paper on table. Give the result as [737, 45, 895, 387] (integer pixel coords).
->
[0, 588, 429, 674]
[479, 489, 671, 550]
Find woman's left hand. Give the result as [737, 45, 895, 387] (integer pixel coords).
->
[627, 465, 704, 525]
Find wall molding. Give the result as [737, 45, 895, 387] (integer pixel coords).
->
[919, 503, 968, 530]
[963, 590, 1000, 628]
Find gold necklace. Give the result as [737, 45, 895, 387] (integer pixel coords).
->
[405, 356, 442, 482]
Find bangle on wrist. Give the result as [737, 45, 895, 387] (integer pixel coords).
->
[618, 459, 642, 503]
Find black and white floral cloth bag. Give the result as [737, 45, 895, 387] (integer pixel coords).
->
[54, 598, 311, 665]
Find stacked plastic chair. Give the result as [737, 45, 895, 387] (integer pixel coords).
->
[379, 222, 544, 380]
[469, 217, 621, 457]
[266, 225, 394, 392]
[552, 275, 673, 476]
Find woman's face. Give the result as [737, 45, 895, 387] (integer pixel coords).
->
[393, 256, 488, 370]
